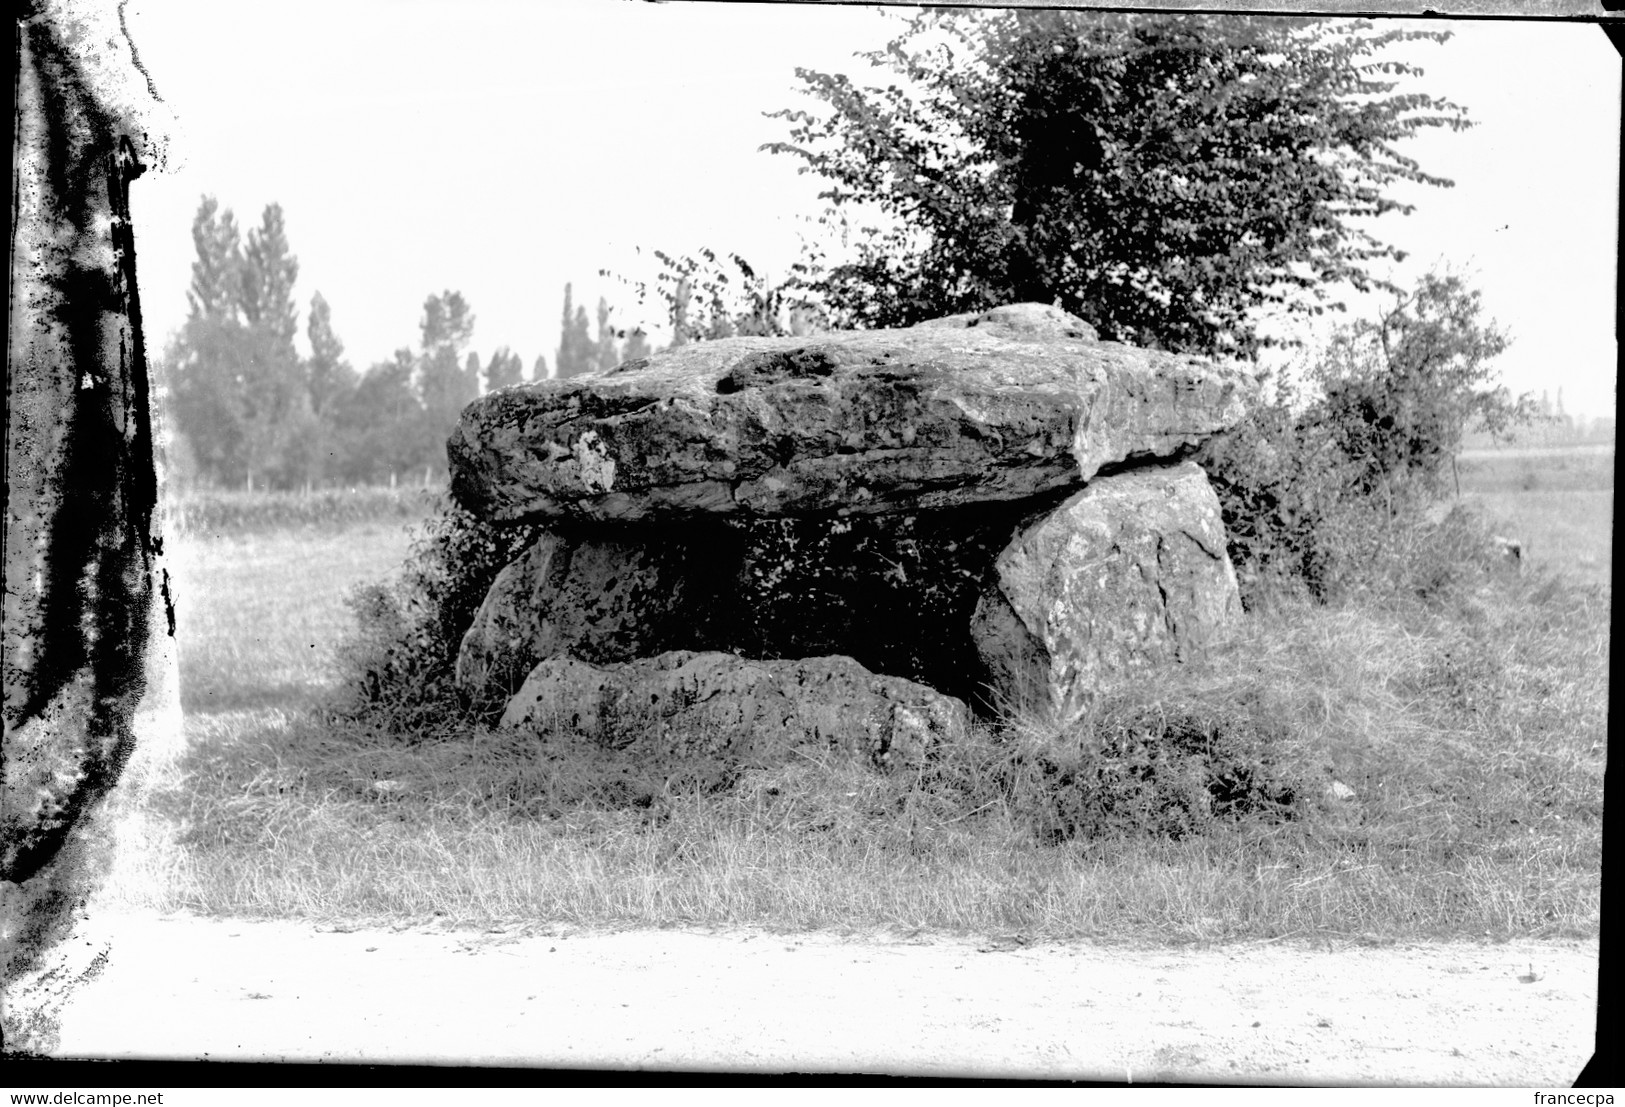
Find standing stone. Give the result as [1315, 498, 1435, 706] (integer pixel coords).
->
[971, 462, 1241, 721]
[454, 528, 722, 697]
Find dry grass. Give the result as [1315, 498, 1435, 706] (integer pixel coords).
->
[98, 460, 1608, 942]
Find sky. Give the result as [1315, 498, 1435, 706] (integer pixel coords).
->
[120, 1, 1620, 421]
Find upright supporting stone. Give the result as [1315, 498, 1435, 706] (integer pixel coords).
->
[5, 0, 172, 1023]
[971, 462, 1242, 721]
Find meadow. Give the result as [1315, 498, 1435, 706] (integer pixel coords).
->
[95, 449, 1610, 943]
[1454, 447, 1613, 590]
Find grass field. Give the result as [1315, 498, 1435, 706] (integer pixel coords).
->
[166, 523, 420, 712]
[96, 453, 1610, 942]
[1454, 447, 1613, 589]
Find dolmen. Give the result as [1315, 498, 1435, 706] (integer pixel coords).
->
[447, 304, 1252, 769]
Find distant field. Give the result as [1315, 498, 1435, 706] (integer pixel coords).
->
[1454, 446, 1613, 589]
[165, 483, 442, 537]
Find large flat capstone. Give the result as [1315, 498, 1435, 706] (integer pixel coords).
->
[448, 304, 1252, 524]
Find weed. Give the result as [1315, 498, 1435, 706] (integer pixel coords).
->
[335, 500, 545, 731]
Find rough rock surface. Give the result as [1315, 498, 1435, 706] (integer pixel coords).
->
[500, 651, 969, 769]
[971, 461, 1241, 719]
[454, 529, 721, 696]
[448, 303, 1252, 524]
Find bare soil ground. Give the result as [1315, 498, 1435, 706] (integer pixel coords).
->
[11, 911, 1597, 1084]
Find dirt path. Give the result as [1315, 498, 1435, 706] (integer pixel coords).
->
[9, 912, 1596, 1083]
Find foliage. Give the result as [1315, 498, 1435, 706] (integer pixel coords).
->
[165, 197, 351, 488]
[338, 501, 545, 731]
[415, 291, 480, 478]
[163, 196, 540, 491]
[164, 312, 247, 486]
[593, 297, 621, 373]
[1312, 271, 1526, 499]
[1198, 272, 1529, 606]
[554, 283, 597, 379]
[1004, 694, 1309, 843]
[166, 197, 276, 489]
[763, 11, 1470, 357]
[621, 327, 652, 363]
[1195, 372, 1358, 604]
[239, 203, 301, 346]
[603, 248, 827, 349]
[305, 291, 356, 418]
[482, 347, 525, 393]
[328, 350, 427, 485]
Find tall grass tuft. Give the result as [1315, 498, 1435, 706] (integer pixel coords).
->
[335, 501, 545, 732]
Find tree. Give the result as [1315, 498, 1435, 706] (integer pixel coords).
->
[167, 197, 248, 486]
[306, 291, 356, 418]
[667, 275, 692, 349]
[621, 328, 652, 363]
[637, 248, 814, 348]
[764, 12, 1471, 357]
[594, 297, 622, 373]
[420, 290, 476, 361]
[167, 198, 317, 489]
[185, 195, 242, 321]
[483, 347, 524, 392]
[416, 291, 479, 475]
[532, 354, 550, 381]
[240, 203, 300, 346]
[555, 283, 597, 378]
[331, 350, 426, 484]
[237, 203, 314, 489]
[304, 291, 359, 487]
[1313, 271, 1526, 499]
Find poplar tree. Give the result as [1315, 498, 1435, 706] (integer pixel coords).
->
[237, 203, 314, 488]
[167, 196, 249, 485]
[306, 291, 355, 418]
[594, 296, 622, 373]
[555, 283, 596, 378]
[416, 291, 478, 474]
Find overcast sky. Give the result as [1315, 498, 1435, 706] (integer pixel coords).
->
[122, 1, 1619, 421]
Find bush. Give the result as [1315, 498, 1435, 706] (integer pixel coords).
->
[1197, 271, 1531, 610]
[336, 500, 544, 732]
[999, 694, 1311, 843]
[1195, 383, 1355, 606]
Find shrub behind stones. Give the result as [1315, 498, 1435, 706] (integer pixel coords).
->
[337, 501, 543, 732]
